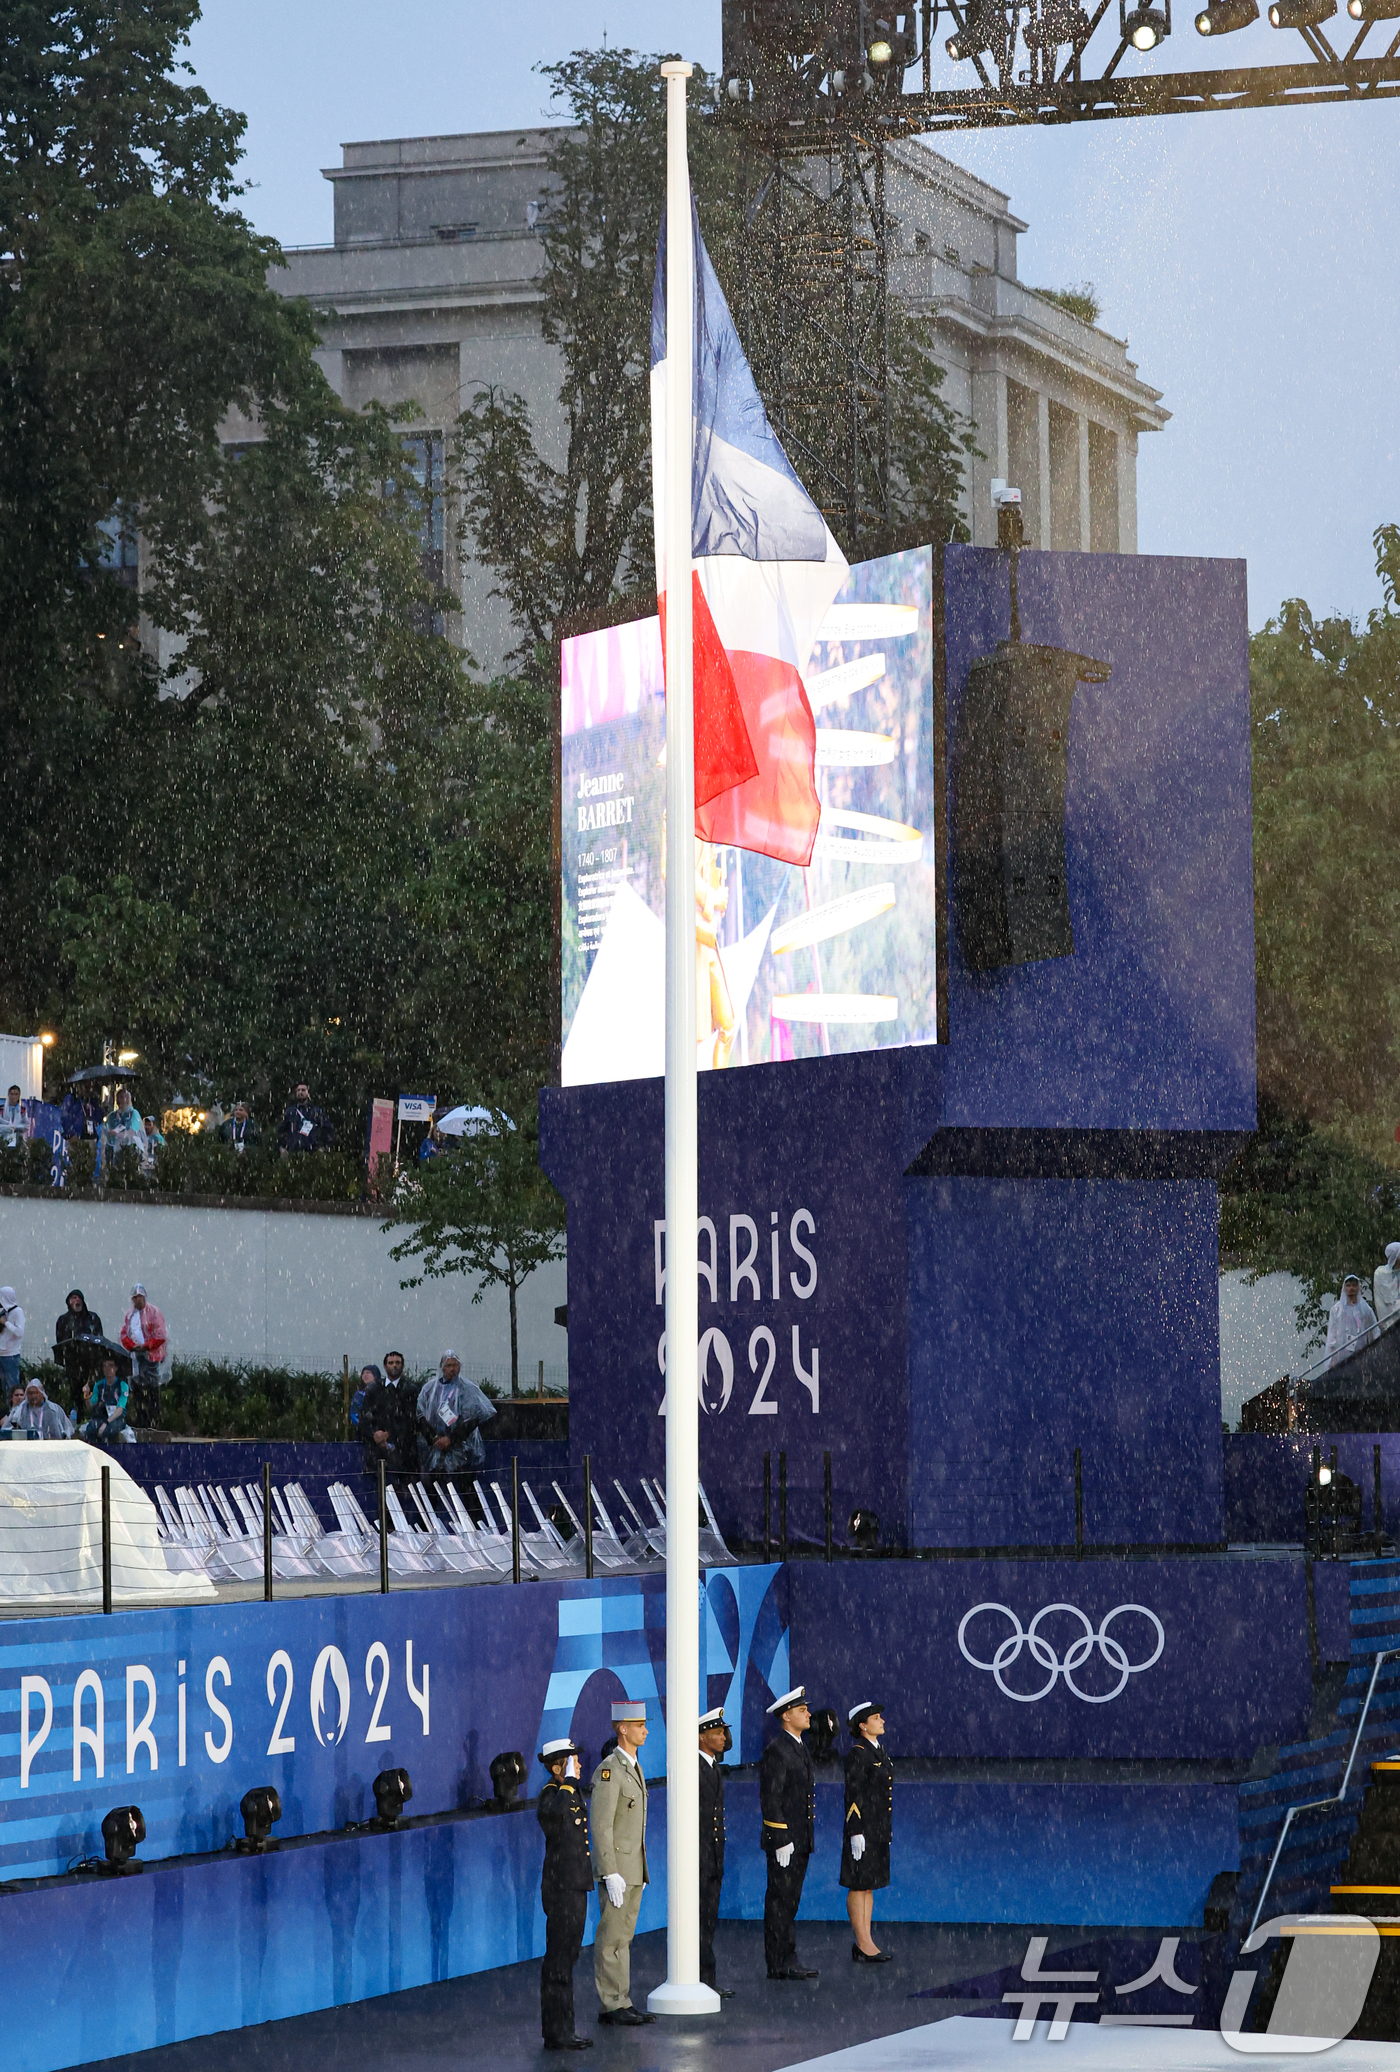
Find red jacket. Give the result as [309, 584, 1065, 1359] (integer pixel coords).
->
[121, 1303, 167, 1362]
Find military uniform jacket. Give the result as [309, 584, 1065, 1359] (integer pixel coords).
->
[840, 1735, 893, 1890]
[759, 1729, 815, 1857]
[699, 1753, 725, 1885]
[589, 1750, 649, 1886]
[538, 1778, 593, 1901]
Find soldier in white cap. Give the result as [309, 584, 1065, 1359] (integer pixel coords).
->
[537, 1736, 595, 2051]
[589, 1700, 656, 2026]
[760, 1686, 818, 1981]
[698, 1705, 733, 1996]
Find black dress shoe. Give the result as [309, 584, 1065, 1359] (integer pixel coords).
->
[770, 1965, 818, 1980]
[853, 1945, 893, 1964]
[544, 2039, 594, 2051]
[716, 1986, 736, 1998]
[600, 2006, 648, 2026]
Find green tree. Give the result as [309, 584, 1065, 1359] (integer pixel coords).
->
[388, 1094, 566, 1395]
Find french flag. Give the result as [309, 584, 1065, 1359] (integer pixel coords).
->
[651, 210, 848, 868]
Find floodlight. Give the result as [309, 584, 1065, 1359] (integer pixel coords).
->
[1319, 1466, 1333, 1486]
[100, 1804, 146, 1873]
[1125, 3, 1170, 40]
[490, 1750, 528, 1806]
[947, 5, 1003, 57]
[848, 1507, 881, 1550]
[1268, 0, 1335, 22]
[1194, 0, 1258, 30]
[236, 1785, 282, 1854]
[869, 36, 895, 60]
[1347, 0, 1400, 19]
[40, 1032, 55, 1048]
[371, 1767, 414, 1829]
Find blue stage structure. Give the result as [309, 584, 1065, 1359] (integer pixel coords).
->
[7, 543, 1353, 2069]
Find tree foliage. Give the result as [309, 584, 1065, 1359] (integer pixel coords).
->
[0, 1, 559, 1136]
[387, 1097, 565, 1395]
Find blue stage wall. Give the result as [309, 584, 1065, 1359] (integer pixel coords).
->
[907, 1177, 1224, 1549]
[784, 1558, 1311, 1759]
[1224, 1433, 1400, 1545]
[720, 1778, 1239, 1932]
[541, 549, 1253, 1551]
[942, 548, 1255, 1132]
[0, 1566, 787, 1881]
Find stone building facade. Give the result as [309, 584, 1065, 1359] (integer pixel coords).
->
[272, 126, 1167, 662]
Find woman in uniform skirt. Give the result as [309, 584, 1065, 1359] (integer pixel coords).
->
[840, 1700, 893, 1963]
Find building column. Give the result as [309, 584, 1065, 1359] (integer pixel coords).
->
[1118, 426, 1139, 555]
[1037, 392, 1052, 551]
[969, 367, 1008, 547]
[1077, 413, 1091, 553]
[313, 347, 345, 399]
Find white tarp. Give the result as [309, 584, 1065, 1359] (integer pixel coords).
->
[0, 1442, 214, 1603]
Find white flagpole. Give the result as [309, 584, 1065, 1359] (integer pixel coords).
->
[649, 57, 718, 2022]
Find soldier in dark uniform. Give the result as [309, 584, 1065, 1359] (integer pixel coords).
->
[537, 1736, 596, 2051]
[698, 1705, 734, 1997]
[759, 1685, 818, 1982]
[840, 1700, 894, 1964]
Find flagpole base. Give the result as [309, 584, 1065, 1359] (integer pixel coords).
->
[647, 1980, 722, 2017]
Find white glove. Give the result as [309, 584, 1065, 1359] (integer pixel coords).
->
[850, 1834, 865, 1862]
[604, 1872, 627, 1908]
[775, 1842, 794, 1869]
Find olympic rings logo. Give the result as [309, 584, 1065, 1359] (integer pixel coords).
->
[957, 1602, 1165, 1704]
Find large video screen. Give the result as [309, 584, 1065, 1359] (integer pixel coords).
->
[560, 545, 936, 1087]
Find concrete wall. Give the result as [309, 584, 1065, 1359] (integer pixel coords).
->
[0, 1196, 567, 1386]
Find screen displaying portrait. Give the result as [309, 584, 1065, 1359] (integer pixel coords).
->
[560, 544, 936, 1087]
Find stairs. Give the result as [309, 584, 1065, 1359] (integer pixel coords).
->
[1233, 1560, 1400, 1934]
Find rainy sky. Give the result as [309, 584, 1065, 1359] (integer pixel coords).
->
[189, 0, 1399, 628]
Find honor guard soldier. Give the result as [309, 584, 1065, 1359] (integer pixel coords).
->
[841, 1701, 894, 1964]
[698, 1706, 734, 1997]
[589, 1700, 656, 2027]
[536, 1738, 595, 2051]
[760, 1686, 818, 1981]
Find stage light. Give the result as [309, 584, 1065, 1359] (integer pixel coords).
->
[1348, 0, 1400, 19]
[1194, 0, 1257, 31]
[869, 36, 894, 60]
[371, 1767, 414, 1829]
[946, 5, 1003, 58]
[849, 1507, 881, 1550]
[1319, 1466, 1333, 1486]
[1268, 0, 1335, 23]
[100, 1804, 146, 1873]
[40, 1032, 55, 1048]
[236, 1785, 282, 1853]
[490, 1750, 528, 1806]
[1124, 3, 1170, 40]
[807, 1707, 839, 1758]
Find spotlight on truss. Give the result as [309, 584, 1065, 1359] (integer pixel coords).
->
[1124, 0, 1171, 42]
[1347, 0, 1400, 17]
[947, 5, 1004, 58]
[1268, 0, 1336, 22]
[1194, 0, 1258, 29]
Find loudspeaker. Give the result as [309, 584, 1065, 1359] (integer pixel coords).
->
[954, 637, 1111, 974]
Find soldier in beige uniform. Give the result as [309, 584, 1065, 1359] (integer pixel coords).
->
[589, 1699, 656, 2027]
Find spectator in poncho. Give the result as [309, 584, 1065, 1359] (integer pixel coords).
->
[417, 1351, 495, 1476]
[9, 1380, 73, 1438]
[1375, 1244, 1400, 1330]
[0, 1287, 24, 1396]
[1327, 1274, 1380, 1368]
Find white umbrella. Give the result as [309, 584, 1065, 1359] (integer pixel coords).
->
[435, 1105, 514, 1137]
